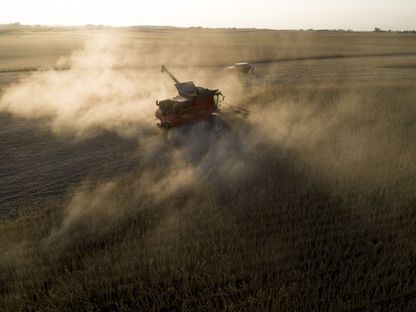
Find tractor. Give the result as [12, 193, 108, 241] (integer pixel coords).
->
[226, 62, 254, 74]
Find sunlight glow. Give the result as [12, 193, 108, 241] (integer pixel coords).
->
[2, 0, 415, 30]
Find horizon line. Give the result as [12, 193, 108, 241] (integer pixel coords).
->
[1, 22, 415, 33]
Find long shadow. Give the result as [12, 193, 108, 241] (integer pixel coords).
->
[162, 112, 416, 309]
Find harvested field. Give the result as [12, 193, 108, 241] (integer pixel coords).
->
[1, 28, 415, 311]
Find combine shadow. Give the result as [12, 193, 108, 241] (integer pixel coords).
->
[163, 115, 247, 183]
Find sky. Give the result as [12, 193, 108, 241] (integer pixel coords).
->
[2, 0, 415, 31]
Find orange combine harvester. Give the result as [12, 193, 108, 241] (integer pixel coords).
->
[155, 65, 224, 128]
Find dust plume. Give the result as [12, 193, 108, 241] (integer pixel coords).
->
[0, 34, 263, 242]
[1, 33, 414, 245]
[0, 35, 161, 139]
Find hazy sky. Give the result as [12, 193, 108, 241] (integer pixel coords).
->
[2, 0, 415, 31]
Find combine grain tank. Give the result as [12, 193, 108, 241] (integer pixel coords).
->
[155, 65, 224, 128]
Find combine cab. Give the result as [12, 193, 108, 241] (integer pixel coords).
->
[156, 65, 224, 128]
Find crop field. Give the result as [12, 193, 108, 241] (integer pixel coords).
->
[0, 27, 416, 311]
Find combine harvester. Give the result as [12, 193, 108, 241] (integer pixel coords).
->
[155, 65, 224, 129]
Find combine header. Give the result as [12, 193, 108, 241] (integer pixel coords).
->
[155, 65, 224, 128]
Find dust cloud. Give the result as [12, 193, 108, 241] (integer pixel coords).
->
[1, 34, 414, 243]
[0, 35, 161, 138]
[0, 34, 262, 241]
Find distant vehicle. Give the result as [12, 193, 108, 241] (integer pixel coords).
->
[155, 65, 224, 128]
[226, 62, 254, 74]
